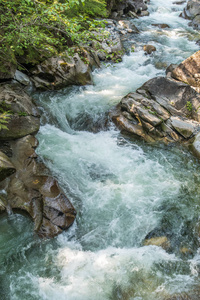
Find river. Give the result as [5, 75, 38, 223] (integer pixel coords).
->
[1, 0, 200, 299]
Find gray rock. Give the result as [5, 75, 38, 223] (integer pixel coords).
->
[127, 11, 139, 18]
[0, 84, 40, 140]
[139, 11, 150, 17]
[0, 151, 16, 182]
[166, 63, 178, 76]
[14, 70, 31, 86]
[171, 116, 194, 138]
[192, 15, 200, 29]
[31, 48, 100, 90]
[0, 135, 76, 238]
[138, 76, 197, 114]
[184, 0, 200, 19]
[110, 73, 200, 145]
[171, 51, 200, 88]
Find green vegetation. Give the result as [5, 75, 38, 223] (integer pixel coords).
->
[0, 102, 12, 130]
[18, 111, 28, 116]
[0, 0, 108, 68]
[186, 101, 193, 112]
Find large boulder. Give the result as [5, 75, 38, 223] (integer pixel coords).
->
[0, 135, 76, 238]
[182, 0, 200, 19]
[31, 48, 100, 90]
[180, 0, 200, 29]
[0, 84, 40, 140]
[109, 76, 200, 144]
[171, 51, 200, 90]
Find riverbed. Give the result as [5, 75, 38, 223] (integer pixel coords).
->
[1, 0, 200, 299]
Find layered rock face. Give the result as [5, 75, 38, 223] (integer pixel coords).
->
[110, 76, 200, 144]
[0, 84, 76, 237]
[110, 51, 200, 158]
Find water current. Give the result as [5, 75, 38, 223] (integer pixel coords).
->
[1, 0, 200, 299]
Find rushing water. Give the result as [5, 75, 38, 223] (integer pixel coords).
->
[1, 0, 200, 299]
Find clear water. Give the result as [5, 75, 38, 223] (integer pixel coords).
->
[1, 0, 200, 299]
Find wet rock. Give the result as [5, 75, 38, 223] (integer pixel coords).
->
[127, 10, 139, 18]
[184, 0, 200, 19]
[193, 15, 200, 29]
[0, 84, 40, 140]
[152, 23, 170, 29]
[191, 132, 200, 158]
[155, 62, 168, 70]
[14, 70, 31, 86]
[110, 75, 200, 146]
[143, 45, 157, 54]
[171, 116, 194, 138]
[118, 20, 131, 30]
[171, 50, 200, 88]
[166, 63, 178, 76]
[91, 25, 125, 62]
[165, 287, 200, 300]
[180, 0, 200, 29]
[139, 11, 150, 17]
[0, 135, 76, 238]
[107, 0, 149, 18]
[143, 236, 171, 250]
[139, 76, 197, 115]
[0, 151, 16, 182]
[31, 48, 100, 90]
[179, 246, 193, 255]
[173, 0, 186, 5]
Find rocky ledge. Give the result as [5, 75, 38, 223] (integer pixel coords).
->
[110, 50, 200, 157]
[0, 83, 76, 238]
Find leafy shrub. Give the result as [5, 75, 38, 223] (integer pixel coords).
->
[0, 0, 108, 67]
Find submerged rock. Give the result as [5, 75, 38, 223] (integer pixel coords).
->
[165, 287, 200, 300]
[152, 23, 170, 28]
[143, 236, 171, 250]
[143, 44, 157, 54]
